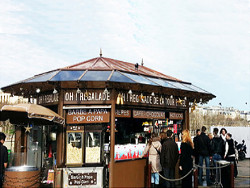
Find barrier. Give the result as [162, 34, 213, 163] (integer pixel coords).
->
[150, 161, 233, 188]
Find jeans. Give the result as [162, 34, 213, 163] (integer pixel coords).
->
[198, 155, 210, 185]
[213, 154, 222, 183]
[151, 172, 160, 185]
[163, 167, 175, 188]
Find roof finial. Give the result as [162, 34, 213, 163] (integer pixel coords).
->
[141, 58, 144, 66]
[100, 48, 102, 57]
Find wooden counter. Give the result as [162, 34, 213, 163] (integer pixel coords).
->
[113, 158, 148, 188]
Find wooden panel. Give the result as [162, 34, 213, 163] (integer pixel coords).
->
[113, 159, 147, 188]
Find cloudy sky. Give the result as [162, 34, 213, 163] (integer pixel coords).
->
[0, 0, 249, 111]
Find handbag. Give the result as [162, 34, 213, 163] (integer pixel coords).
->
[152, 143, 161, 155]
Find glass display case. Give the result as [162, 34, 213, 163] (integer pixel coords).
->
[66, 128, 84, 166]
[85, 131, 101, 163]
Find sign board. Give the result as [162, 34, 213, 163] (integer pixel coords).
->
[115, 92, 187, 107]
[66, 109, 110, 124]
[38, 93, 59, 105]
[133, 110, 165, 119]
[115, 109, 131, 118]
[62, 89, 187, 108]
[64, 90, 110, 104]
[68, 173, 97, 186]
[169, 112, 183, 120]
[66, 125, 84, 131]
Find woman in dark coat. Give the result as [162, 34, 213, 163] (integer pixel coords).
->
[179, 129, 194, 188]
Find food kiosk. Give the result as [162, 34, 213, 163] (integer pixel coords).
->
[1, 54, 215, 187]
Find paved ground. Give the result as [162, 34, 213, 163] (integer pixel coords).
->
[198, 159, 250, 188]
[234, 159, 250, 188]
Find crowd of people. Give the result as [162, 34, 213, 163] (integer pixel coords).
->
[141, 126, 238, 188]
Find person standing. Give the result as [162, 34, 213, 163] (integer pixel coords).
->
[160, 130, 179, 188]
[140, 133, 162, 188]
[224, 133, 238, 178]
[197, 126, 211, 186]
[220, 128, 227, 142]
[193, 129, 201, 165]
[179, 130, 194, 188]
[220, 128, 227, 158]
[211, 128, 223, 183]
[0, 132, 8, 188]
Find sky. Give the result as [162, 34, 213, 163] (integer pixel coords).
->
[0, 0, 249, 111]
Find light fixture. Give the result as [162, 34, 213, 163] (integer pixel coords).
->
[128, 89, 132, 94]
[36, 88, 40, 93]
[160, 95, 164, 103]
[84, 90, 89, 96]
[170, 95, 173, 99]
[77, 88, 81, 93]
[53, 88, 58, 94]
[177, 98, 183, 105]
[184, 97, 187, 100]
[103, 88, 108, 94]
[151, 92, 155, 96]
[191, 99, 197, 113]
[116, 93, 124, 105]
[139, 93, 145, 102]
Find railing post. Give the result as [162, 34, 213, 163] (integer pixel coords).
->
[230, 162, 234, 188]
[193, 168, 198, 188]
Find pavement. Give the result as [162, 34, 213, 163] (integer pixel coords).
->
[198, 158, 250, 188]
[234, 159, 250, 188]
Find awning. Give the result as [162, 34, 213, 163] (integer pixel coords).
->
[0, 103, 65, 125]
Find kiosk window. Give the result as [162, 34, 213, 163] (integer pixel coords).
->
[85, 132, 101, 163]
[66, 131, 83, 165]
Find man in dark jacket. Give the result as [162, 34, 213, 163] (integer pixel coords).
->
[193, 129, 201, 165]
[197, 126, 211, 186]
[212, 128, 223, 160]
[211, 128, 223, 183]
[0, 132, 8, 188]
[160, 130, 179, 188]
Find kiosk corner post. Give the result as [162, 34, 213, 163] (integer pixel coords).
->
[184, 104, 189, 130]
[56, 89, 65, 167]
[147, 162, 152, 188]
[109, 89, 116, 188]
[230, 162, 234, 188]
[193, 168, 198, 188]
